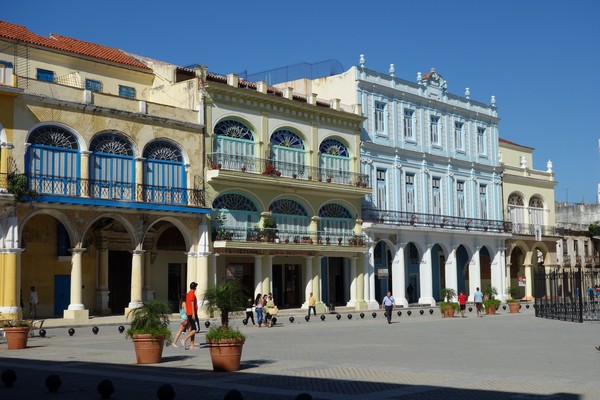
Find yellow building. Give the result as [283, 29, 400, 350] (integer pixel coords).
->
[500, 138, 558, 300]
[0, 21, 210, 321]
[201, 71, 370, 311]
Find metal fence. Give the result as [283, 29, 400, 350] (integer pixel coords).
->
[534, 266, 600, 323]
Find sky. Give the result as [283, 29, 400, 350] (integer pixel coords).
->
[4, 1, 600, 204]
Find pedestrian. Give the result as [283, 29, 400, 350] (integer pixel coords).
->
[181, 282, 200, 350]
[255, 293, 264, 327]
[307, 292, 316, 318]
[172, 295, 189, 347]
[406, 283, 414, 303]
[265, 294, 276, 327]
[381, 291, 395, 324]
[457, 291, 467, 318]
[473, 287, 484, 317]
[587, 286, 594, 300]
[245, 298, 255, 326]
[29, 286, 39, 318]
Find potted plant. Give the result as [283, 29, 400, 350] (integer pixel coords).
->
[482, 286, 500, 315]
[1, 317, 32, 349]
[203, 281, 247, 372]
[506, 286, 521, 313]
[439, 288, 458, 318]
[125, 299, 173, 364]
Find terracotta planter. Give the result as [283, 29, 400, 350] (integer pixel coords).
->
[4, 327, 30, 349]
[485, 306, 496, 315]
[132, 334, 165, 364]
[207, 339, 245, 372]
[442, 307, 455, 318]
[508, 302, 520, 313]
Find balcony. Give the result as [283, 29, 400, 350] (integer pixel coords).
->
[207, 153, 370, 190]
[8, 173, 206, 213]
[509, 222, 558, 237]
[362, 208, 509, 233]
[212, 225, 366, 249]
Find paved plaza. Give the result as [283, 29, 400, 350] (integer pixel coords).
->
[1, 305, 598, 400]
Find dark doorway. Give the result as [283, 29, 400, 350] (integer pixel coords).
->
[328, 257, 345, 306]
[272, 264, 301, 308]
[54, 274, 70, 316]
[108, 251, 132, 314]
[168, 263, 186, 312]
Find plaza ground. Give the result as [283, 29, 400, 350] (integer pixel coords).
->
[0, 305, 597, 399]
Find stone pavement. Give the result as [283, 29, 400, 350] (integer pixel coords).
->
[1, 305, 599, 400]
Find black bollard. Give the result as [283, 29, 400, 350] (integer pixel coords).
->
[419, 309, 424, 315]
[97, 379, 115, 399]
[336, 314, 341, 320]
[347, 314, 352, 320]
[305, 315, 310, 322]
[92, 326, 99, 335]
[372, 312, 377, 318]
[68, 328, 75, 336]
[320, 315, 325, 321]
[289, 316, 295, 323]
[397, 311, 402, 317]
[118, 325, 125, 333]
[360, 312, 365, 319]
[429, 309, 434, 315]
[407, 310, 411, 316]
[39, 329, 47, 337]
[223, 389, 244, 400]
[242, 319, 248, 326]
[1, 369, 17, 388]
[205, 321, 211, 328]
[45, 374, 62, 393]
[156, 383, 176, 400]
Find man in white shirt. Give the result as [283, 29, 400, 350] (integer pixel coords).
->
[381, 291, 395, 324]
[29, 286, 39, 318]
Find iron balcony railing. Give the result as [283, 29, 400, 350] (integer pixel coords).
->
[18, 173, 204, 207]
[362, 208, 509, 233]
[509, 222, 557, 236]
[212, 225, 366, 247]
[207, 153, 370, 188]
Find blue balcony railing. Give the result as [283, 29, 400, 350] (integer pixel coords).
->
[207, 153, 370, 188]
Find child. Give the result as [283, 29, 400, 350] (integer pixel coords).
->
[245, 298, 255, 326]
[172, 295, 188, 347]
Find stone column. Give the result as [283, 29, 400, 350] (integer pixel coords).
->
[197, 254, 209, 303]
[142, 251, 154, 301]
[365, 246, 378, 309]
[187, 252, 198, 290]
[468, 247, 482, 302]
[262, 255, 273, 295]
[313, 256, 326, 313]
[302, 255, 313, 309]
[96, 246, 110, 314]
[254, 255, 263, 298]
[392, 243, 408, 307]
[524, 264, 533, 301]
[419, 244, 436, 306]
[64, 248, 89, 322]
[0, 249, 22, 318]
[355, 253, 367, 310]
[506, 262, 512, 295]
[127, 249, 144, 311]
[492, 247, 507, 302]
[346, 256, 358, 308]
[135, 157, 144, 201]
[445, 246, 458, 294]
[80, 150, 91, 197]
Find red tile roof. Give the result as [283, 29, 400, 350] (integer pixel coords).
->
[499, 137, 534, 150]
[0, 21, 149, 70]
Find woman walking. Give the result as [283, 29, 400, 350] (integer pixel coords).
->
[255, 293, 264, 327]
[246, 298, 256, 326]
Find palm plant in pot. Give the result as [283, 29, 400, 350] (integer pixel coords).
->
[506, 286, 521, 313]
[126, 299, 173, 364]
[439, 288, 459, 318]
[203, 281, 247, 372]
[482, 286, 501, 315]
[1, 314, 32, 350]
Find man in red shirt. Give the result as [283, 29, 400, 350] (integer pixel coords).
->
[181, 282, 200, 350]
[457, 291, 467, 318]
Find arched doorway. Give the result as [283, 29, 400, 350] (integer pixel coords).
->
[406, 242, 420, 303]
[456, 245, 469, 295]
[374, 241, 392, 303]
[432, 244, 445, 301]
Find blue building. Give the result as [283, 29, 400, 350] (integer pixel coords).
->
[278, 56, 509, 308]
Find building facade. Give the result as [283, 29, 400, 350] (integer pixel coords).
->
[0, 21, 211, 321]
[500, 138, 559, 300]
[278, 57, 509, 307]
[201, 71, 369, 312]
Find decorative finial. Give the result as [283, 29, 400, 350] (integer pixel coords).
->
[465, 87, 470, 99]
[491, 95, 496, 107]
[359, 54, 365, 67]
[417, 72, 422, 84]
[520, 155, 527, 169]
[546, 160, 553, 173]
[431, 67, 436, 73]
[389, 64, 395, 76]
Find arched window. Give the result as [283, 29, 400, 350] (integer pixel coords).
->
[508, 193, 525, 233]
[319, 138, 350, 183]
[529, 196, 545, 227]
[89, 132, 135, 200]
[213, 119, 255, 170]
[318, 203, 354, 238]
[270, 199, 310, 236]
[213, 193, 259, 237]
[270, 129, 306, 178]
[26, 124, 80, 195]
[143, 141, 186, 204]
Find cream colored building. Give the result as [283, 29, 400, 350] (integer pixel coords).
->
[500, 138, 559, 300]
[0, 21, 210, 321]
